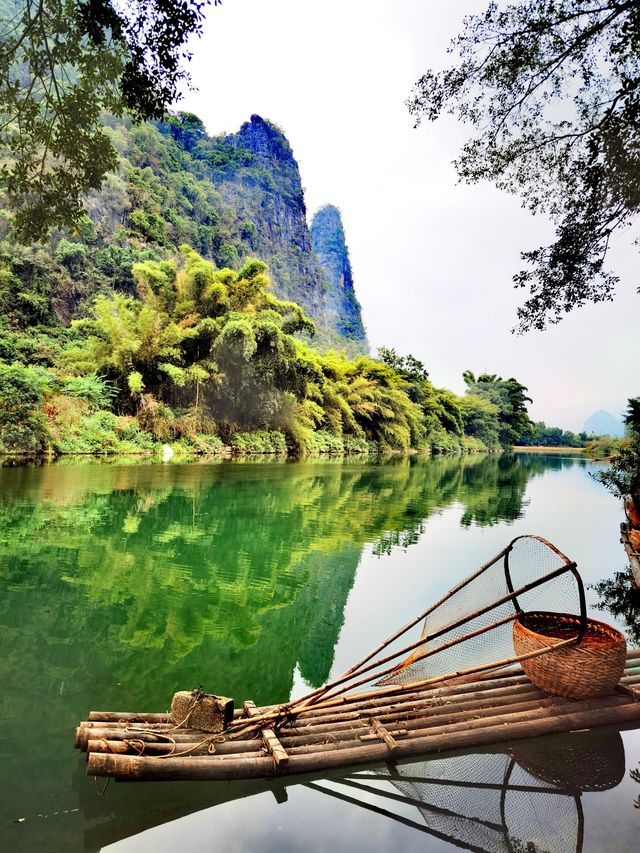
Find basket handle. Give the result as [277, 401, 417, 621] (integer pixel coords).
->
[503, 546, 587, 644]
[572, 564, 587, 644]
[503, 544, 523, 616]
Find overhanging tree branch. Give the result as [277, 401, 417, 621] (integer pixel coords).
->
[409, 0, 640, 331]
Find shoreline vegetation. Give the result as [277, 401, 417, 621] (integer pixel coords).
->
[0, 245, 534, 462]
[513, 445, 585, 453]
[1, 112, 534, 464]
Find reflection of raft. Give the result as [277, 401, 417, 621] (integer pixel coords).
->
[311, 728, 626, 853]
[75, 535, 640, 782]
[78, 728, 626, 852]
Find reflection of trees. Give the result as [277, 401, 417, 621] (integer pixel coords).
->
[0, 453, 586, 848]
[0, 454, 567, 703]
[592, 571, 640, 645]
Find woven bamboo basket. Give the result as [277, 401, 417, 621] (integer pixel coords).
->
[513, 612, 626, 699]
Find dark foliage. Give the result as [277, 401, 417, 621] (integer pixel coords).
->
[592, 571, 640, 645]
[0, 0, 220, 240]
[409, 1, 640, 331]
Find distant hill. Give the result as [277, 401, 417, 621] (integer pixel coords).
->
[583, 410, 624, 437]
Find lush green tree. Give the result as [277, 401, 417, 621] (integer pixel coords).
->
[624, 396, 640, 436]
[377, 347, 467, 442]
[0, 0, 220, 240]
[62, 246, 323, 441]
[458, 394, 501, 449]
[596, 397, 640, 498]
[518, 421, 585, 448]
[463, 371, 533, 447]
[410, 1, 640, 331]
[0, 361, 50, 451]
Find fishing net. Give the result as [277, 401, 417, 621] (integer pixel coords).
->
[375, 534, 584, 688]
[285, 535, 585, 716]
[359, 749, 584, 853]
[319, 729, 623, 852]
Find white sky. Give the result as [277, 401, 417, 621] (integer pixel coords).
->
[179, 0, 638, 432]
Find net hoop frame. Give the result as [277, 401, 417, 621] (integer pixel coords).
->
[504, 535, 587, 644]
[288, 534, 587, 710]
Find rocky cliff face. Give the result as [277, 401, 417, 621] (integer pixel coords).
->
[217, 115, 330, 335]
[310, 204, 367, 352]
[215, 115, 367, 351]
[37, 112, 367, 352]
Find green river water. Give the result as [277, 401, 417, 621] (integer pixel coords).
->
[0, 453, 638, 852]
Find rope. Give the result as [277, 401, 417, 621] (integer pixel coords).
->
[114, 727, 227, 759]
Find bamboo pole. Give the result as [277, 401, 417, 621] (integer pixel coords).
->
[87, 739, 261, 759]
[244, 700, 289, 765]
[277, 683, 543, 732]
[278, 693, 560, 746]
[77, 726, 262, 753]
[88, 712, 172, 723]
[86, 698, 640, 780]
[87, 708, 247, 722]
[284, 692, 635, 757]
[226, 636, 580, 735]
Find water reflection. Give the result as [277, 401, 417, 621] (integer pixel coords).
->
[90, 729, 625, 853]
[0, 454, 553, 707]
[592, 571, 640, 645]
[0, 452, 626, 853]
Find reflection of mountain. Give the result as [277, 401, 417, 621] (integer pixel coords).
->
[76, 729, 625, 853]
[0, 453, 587, 851]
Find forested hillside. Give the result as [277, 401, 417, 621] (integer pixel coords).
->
[1, 112, 355, 344]
[0, 109, 532, 457]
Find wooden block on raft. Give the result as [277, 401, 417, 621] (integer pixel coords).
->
[361, 717, 405, 751]
[244, 701, 289, 765]
[170, 690, 234, 733]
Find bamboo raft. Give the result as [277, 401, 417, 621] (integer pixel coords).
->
[78, 729, 628, 853]
[76, 651, 640, 781]
[74, 536, 640, 782]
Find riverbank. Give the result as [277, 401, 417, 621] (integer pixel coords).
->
[1, 427, 493, 462]
[512, 445, 585, 453]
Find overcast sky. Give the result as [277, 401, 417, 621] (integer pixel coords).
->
[179, 0, 637, 432]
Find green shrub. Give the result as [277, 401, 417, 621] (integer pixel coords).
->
[230, 429, 287, 454]
[343, 435, 377, 454]
[61, 374, 117, 411]
[170, 434, 224, 456]
[54, 238, 88, 271]
[0, 362, 51, 453]
[585, 436, 623, 459]
[46, 401, 156, 455]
